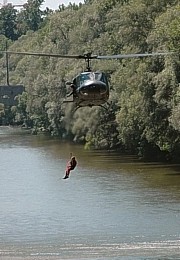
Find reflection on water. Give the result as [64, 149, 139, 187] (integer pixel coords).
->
[0, 126, 179, 259]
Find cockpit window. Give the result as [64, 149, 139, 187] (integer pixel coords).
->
[80, 73, 92, 82]
[75, 72, 108, 88]
[95, 72, 108, 85]
[94, 72, 102, 81]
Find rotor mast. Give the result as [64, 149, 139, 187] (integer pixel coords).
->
[84, 53, 94, 72]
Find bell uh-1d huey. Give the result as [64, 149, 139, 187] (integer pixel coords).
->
[64, 52, 110, 109]
[0, 50, 172, 110]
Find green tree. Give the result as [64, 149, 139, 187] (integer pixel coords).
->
[17, 0, 45, 34]
[0, 4, 19, 41]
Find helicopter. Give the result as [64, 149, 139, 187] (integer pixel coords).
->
[0, 50, 172, 110]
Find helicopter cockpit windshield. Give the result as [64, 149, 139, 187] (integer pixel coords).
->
[75, 72, 108, 88]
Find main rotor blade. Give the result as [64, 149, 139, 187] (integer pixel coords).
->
[97, 52, 172, 59]
[0, 51, 173, 60]
[0, 51, 85, 59]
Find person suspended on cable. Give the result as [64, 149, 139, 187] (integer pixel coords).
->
[63, 153, 77, 179]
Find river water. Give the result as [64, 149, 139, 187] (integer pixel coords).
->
[0, 126, 179, 259]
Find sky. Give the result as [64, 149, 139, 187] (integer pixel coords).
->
[41, 0, 84, 9]
[1, 0, 84, 10]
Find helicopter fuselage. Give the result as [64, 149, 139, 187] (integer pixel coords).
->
[70, 71, 109, 107]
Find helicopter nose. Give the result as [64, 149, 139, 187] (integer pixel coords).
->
[80, 80, 107, 94]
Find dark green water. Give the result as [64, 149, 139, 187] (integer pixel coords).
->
[0, 126, 179, 259]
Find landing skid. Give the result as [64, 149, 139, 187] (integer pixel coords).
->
[73, 103, 110, 112]
[63, 97, 110, 112]
[99, 103, 110, 110]
[63, 100, 74, 103]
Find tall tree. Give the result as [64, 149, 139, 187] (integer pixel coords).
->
[0, 4, 19, 41]
[17, 0, 45, 34]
